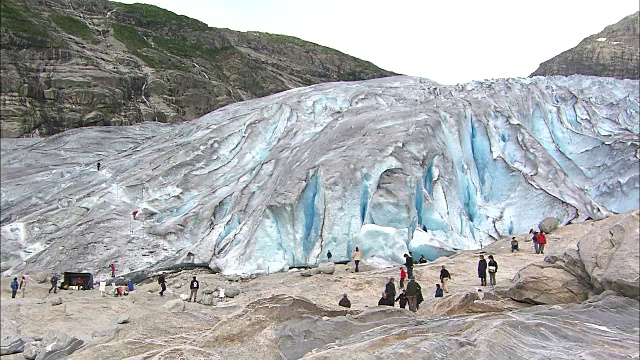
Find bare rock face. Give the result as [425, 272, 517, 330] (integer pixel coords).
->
[34, 330, 84, 360]
[0, 336, 25, 355]
[508, 264, 591, 304]
[163, 299, 185, 312]
[538, 217, 559, 233]
[531, 12, 639, 80]
[423, 291, 526, 316]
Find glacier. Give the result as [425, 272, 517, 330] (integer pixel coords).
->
[1, 75, 638, 277]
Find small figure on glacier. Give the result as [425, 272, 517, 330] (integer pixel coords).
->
[10, 277, 19, 298]
[109, 263, 116, 278]
[511, 237, 519, 252]
[418, 255, 427, 264]
[338, 293, 351, 308]
[395, 289, 408, 309]
[49, 273, 58, 294]
[96, 162, 101, 171]
[399, 266, 407, 288]
[19, 276, 26, 298]
[352, 247, 362, 272]
[158, 272, 167, 297]
[326, 250, 332, 262]
[537, 231, 547, 254]
[487, 255, 498, 286]
[478, 255, 487, 286]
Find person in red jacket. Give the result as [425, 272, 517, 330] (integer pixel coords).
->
[537, 231, 547, 254]
[399, 266, 407, 288]
[109, 263, 115, 278]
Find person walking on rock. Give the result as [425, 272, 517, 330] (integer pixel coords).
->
[537, 231, 547, 254]
[49, 273, 58, 294]
[158, 272, 167, 297]
[10, 277, 19, 298]
[404, 253, 414, 279]
[395, 289, 408, 309]
[327, 250, 332, 262]
[19, 276, 26, 298]
[487, 255, 498, 286]
[530, 229, 539, 254]
[385, 278, 396, 307]
[109, 263, 116, 278]
[338, 293, 351, 308]
[189, 276, 199, 302]
[405, 277, 422, 312]
[399, 266, 407, 288]
[352, 247, 362, 272]
[440, 265, 451, 293]
[478, 255, 487, 286]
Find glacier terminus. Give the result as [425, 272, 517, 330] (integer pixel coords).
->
[1, 75, 638, 277]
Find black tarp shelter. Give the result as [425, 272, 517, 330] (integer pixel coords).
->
[62, 272, 94, 290]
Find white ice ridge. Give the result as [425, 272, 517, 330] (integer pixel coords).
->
[1, 75, 638, 276]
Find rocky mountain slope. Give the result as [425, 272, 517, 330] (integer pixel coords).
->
[531, 12, 639, 80]
[0, 0, 394, 137]
[1, 210, 638, 359]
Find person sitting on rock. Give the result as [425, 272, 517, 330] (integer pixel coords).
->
[418, 255, 427, 264]
[395, 289, 408, 309]
[338, 293, 351, 308]
[435, 283, 444, 298]
[511, 237, 519, 252]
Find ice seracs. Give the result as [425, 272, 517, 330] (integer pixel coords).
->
[1, 75, 638, 276]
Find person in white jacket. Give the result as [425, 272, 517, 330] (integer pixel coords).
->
[352, 247, 363, 272]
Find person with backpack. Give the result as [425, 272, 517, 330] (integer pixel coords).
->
[48, 273, 58, 294]
[405, 277, 422, 312]
[395, 289, 408, 309]
[478, 255, 487, 286]
[404, 253, 414, 279]
[158, 273, 167, 297]
[487, 255, 498, 285]
[440, 265, 451, 293]
[529, 229, 539, 254]
[537, 231, 547, 254]
[10, 277, 19, 298]
[338, 293, 351, 308]
[189, 276, 199, 302]
[385, 278, 396, 307]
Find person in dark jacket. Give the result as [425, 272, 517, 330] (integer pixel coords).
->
[511, 237, 519, 252]
[405, 277, 422, 312]
[378, 292, 394, 306]
[48, 273, 58, 294]
[189, 276, 199, 302]
[385, 278, 396, 306]
[327, 250, 332, 262]
[404, 253, 414, 279]
[395, 289, 408, 309]
[529, 229, 539, 254]
[440, 265, 451, 293]
[158, 273, 167, 297]
[435, 283, 444, 298]
[487, 255, 498, 285]
[338, 293, 351, 308]
[10, 277, 19, 298]
[418, 255, 427, 264]
[478, 255, 487, 286]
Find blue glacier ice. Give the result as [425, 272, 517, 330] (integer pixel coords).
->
[1, 75, 638, 276]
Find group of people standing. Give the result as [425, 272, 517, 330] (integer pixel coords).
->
[9, 276, 26, 298]
[529, 230, 547, 254]
[374, 274, 424, 312]
[477, 255, 498, 286]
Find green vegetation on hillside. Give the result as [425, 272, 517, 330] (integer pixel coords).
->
[51, 14, 98, 43]
[0, 0, 49, 38]
[152, 35, 233, 59]
[112, 23, 151, 50]
[115, 3, 208, 31]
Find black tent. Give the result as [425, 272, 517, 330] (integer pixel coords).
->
[62, 272, 94, 290]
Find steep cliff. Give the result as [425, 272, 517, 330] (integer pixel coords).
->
[530, 12, 639, 80]
[0, 0, 395, 137]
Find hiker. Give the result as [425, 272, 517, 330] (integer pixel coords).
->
[435, 283, 444, 298]
[49, 273, 58, 294]
[440, 265, 451, 293]
[385, 278, 396, 306]
[327, 250, 332, 262]
[109, 263, 116, 278]
[404, 253, 414, 279]
[478, 255, 487, 286]
[96, 162, 101, 171]
[487, 255, 498, 285]
[418, 255, 427, 264]
[399, 266, 407, 288]
[395, 289, 408, 309]
[10, 277, 19, 298]
[405, 276, 422, 312]
[158, 272, 167, 297]
[99, 281, 106, 296]
[537, 231, 547, 254]
[352, 247, 362, 272]
[76, 277, 84, 290]
[19, 276, 26, 298]
[338, 293, 351, 308]
[189, 276, 199, 302]
[530, 229, 539, 254]
[378, 292, 393, 306]
[511, 237, 519, 252]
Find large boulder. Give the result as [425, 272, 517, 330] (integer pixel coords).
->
[538, 217, 560, 233]
[508, 264, 591, 305]
[317, 262, 335, 274]
[0, 336, 25, 355]
[35, 331, 83, 360]
[225, 286, 241, 298]
[163, 299, 185, 312]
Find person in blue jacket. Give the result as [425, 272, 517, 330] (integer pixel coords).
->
[10, 277, 19, 298]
